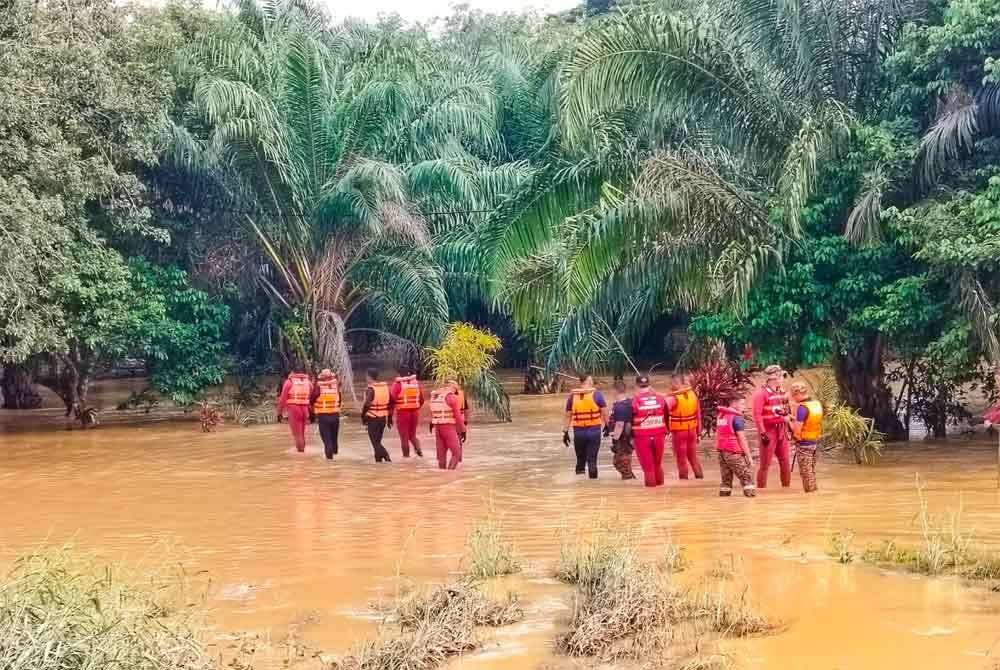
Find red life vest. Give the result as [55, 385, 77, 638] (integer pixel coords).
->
[763, 386, 788, 426]
[430, 388, 457, 425]
[631, 388, 667, 435]
[395, 375, 421, 411]
[716, 406, 744, 453]
[286, 374, 312, 405]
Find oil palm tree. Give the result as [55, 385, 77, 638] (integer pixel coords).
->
[181, 0, 509, 392]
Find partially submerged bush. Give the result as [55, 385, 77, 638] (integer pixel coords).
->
[465, 503, 522, 579]
[828, 530, 856, 564]
[0, 551, 211, 670]
[815, 373, 883, 464]
[556, 515, 636, 587]
[675, 583, 777, 638]
[394, 583, 523, 629]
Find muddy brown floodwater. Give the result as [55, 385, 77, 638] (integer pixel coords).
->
[3, 375, 1000, 669]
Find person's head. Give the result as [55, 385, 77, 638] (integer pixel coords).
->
[366, 368, 380, 383]
[318, 368, 335, 381]
[578, 372, 593, 388]
[789, 381, 810, 402]
[764, 364, 785, 386]
[729, 396, 746, 413]
[289, 360, 306, 374]
[613, 379, 627, 397]
[670, 372, 689, 391]
[445, 377, 459, 392]
[397, 364, 413, 377]
[635, 374, 651, 389]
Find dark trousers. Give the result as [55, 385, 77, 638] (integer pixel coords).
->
[317, 414, 340, 459]
[366, 418, 392, 462]
[573, 430, 601, 479]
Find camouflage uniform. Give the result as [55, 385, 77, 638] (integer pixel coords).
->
[611, 438, 636, 479]
[796, 446, 818, 492]
[718, 451, 756, 497]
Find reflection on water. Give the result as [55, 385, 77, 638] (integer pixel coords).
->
[2, 377, 1000, 669]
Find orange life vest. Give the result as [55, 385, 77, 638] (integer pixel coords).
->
[430, 388, 457, 425]
[286, 374, 312, 405]
[669, 387, 699, 432]
[795, 399, 824, 443]
[366, 382, 390, 418]
[631, 388, 667, 435]
[394, 375, 422, 411]
[569, 388, 603, 428]
[313, 378, 340, 415]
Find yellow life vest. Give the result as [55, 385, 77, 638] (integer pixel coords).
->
[668, 388, 699, 431]
[796, 399, 824, 442]
[570, 388, 603, 428]
[366, 382, 390, 418]
[313, 379, 340, 415]
[430, 388, 457, 425]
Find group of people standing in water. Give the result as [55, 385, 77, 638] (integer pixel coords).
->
[564, 364, 823, 495]
[273, 362, 823, 495]
[275, 365, 468, 470]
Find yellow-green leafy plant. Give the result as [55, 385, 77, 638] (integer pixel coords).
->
[814, 373, 884, 464]
[426, 323, 510, 420]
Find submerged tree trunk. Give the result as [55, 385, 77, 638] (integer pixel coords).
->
[833, 335, 907, 441]
[36, 349, 94, 426]
[1, 363, 42, 409]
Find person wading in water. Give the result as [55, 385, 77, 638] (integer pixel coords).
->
[563, 373, 608, 479]
[429, 378, 467, 470]
[752, 364, 791, 488]
[667, 373, 704, 480]
[390, 365, 424, 458]
[277, 364, 314, 453]
[787, 381, 824, 493]
[630, 375, 669, 487]
[362, 368, 393, 463]
[605, 379, 636, 480]
[310, 368, 341, 460]
[716, 396, 756, 497]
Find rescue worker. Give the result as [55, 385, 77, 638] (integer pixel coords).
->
[562, 374, 608, 479]
[362, 368, 393, 463]
[276, 365, 314, 453]
[390, 365, 424, 458]
[630, 375, 668, 487]
[787, 381, 824, 493]
[752, 364, 791, 488]
[429, 378, 467, 470]
[605, 379, 636, 480]
[716, 396, 756, 497]
[667, 373, 704, 480]
[309, 368, 341, 460]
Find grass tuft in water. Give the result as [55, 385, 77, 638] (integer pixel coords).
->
[828, 530, 856, 564]
[465, 500, 522, 579]
[0, 550, 212, 670]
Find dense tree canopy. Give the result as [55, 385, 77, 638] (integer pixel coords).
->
[2, 0, 998, 434]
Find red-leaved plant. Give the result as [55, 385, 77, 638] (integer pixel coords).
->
[690, 360, 753, 435]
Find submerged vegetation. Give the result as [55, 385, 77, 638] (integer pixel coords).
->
[465, 500, 523, 579]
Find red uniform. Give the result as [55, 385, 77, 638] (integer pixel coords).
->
[667, 387, 703, 480]
[390, 375, 424, 457]
[277, 373, 313, 452]
[631, 388, 668, 487]
[429, 387, 467, 470]
[752, 384, 791, 488]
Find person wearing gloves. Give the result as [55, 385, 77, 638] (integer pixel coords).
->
[563, 373, 608, 479]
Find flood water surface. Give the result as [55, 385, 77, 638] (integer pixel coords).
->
[3, 382, 1000, 669]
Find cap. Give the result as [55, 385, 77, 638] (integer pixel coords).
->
[318, 368, 335, 380]
[789, 381, 809, 395]
[635, 374, 650, 387]
[763, 364, 784, 377]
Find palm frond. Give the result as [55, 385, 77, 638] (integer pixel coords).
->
[845, 165, 888, 247]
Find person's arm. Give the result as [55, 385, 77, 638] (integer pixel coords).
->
[563, 396, 573, 432]
[277, 380, 291, 417]
[789, 404, 809, 441]
[309, 384, 321, 406]
[696, 398, 703, 435]
[735, 418, 754, 466]
[752, 389, 766, 433]
[448, 394, 467, 434]
[596, 391, 609, 427]
[361, 387, 373, 423]
[389, 381, 401, 404]
[419, 387, 426, 408]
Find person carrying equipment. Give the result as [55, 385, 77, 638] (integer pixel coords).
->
[362, 368, 393, 463]
[630, 375, 668, 488]
[563, 373, 608, 479]
[310, 368, 341, 460]
[787, 381, 824, 493]
[667, 373, 704, 480]
[390, 366, 425, 458]
[429, 378, 467, 470]
[716, 396, 756, 497]
[752, 365, 791, 488]
[605, 379, 636, 480]
[277, 365, 314, 453]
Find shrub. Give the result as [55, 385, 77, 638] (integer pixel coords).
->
[465, 503, 522, 579]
